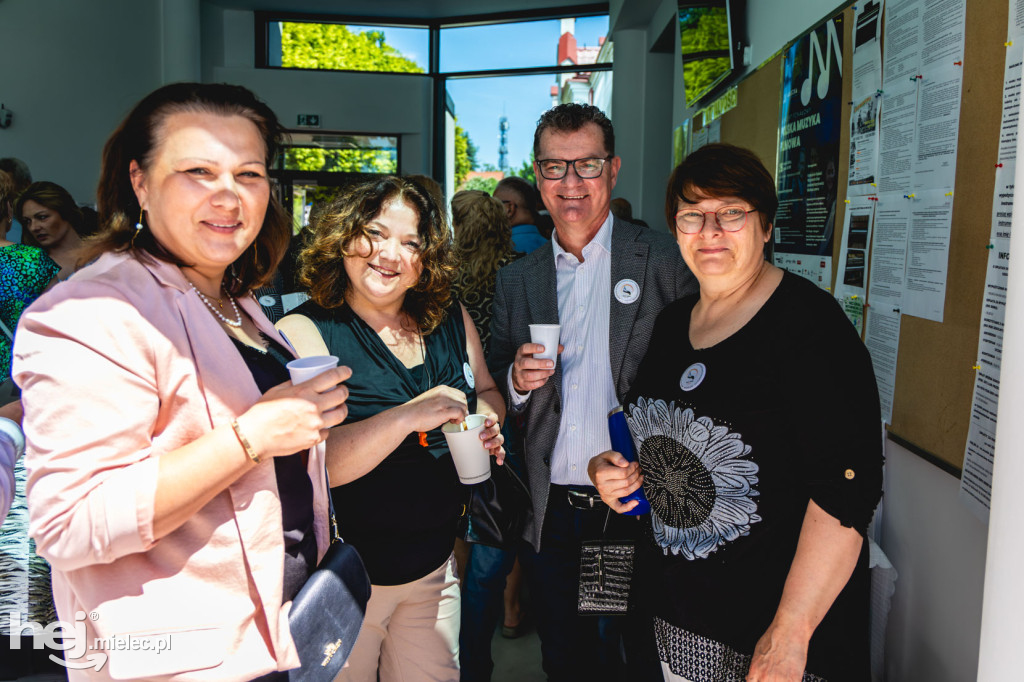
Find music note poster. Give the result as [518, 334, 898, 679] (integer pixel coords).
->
[774, 11, 845, 290]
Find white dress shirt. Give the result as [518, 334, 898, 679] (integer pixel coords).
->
[509, 213, 617, 486]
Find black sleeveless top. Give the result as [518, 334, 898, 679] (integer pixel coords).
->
[294, 301, 477, 585]
[230, 334, 318, 604]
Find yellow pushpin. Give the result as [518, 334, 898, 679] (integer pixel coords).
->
[973, 364, 981, 370]
[844, 199, 851, 204]
[870, 182, 878, 187]
[851, 294, 859, 299]
[1007, 41, 1014, 47]
[945, 191, 953, 196]
[908, 193, 916, 198]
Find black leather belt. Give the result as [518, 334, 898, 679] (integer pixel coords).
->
[552, 484, 607, 511]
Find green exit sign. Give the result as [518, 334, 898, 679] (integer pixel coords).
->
[297, 114, 321, 127]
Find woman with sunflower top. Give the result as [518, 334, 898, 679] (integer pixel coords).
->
[588, 143, 882, 682]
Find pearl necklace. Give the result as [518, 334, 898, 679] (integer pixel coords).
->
[187, 280, 242, 327]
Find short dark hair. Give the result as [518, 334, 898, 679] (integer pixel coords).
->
[665, 143, 777, 234]
[87, 82, 290, 296]
[0, 158, 31, 193]
[16, 181, 85, 243]
[533, 103, 615, 158]
[298, 176, 457, 334]
[495, 176, 540, 222]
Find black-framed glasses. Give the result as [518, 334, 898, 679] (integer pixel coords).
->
[674, 206, 757, 234]
[536, 156, 613, 180]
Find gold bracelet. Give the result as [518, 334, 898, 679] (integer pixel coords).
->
[231, 419, 261, 464]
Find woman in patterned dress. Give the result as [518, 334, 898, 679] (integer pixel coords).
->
[16, 181, 86, 282]
[588, 144, 883, 682]
[0, 172, 62, 677]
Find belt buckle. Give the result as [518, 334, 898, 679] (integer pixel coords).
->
[567, 489, 597, 509]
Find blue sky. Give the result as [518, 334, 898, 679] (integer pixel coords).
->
[363, 16, 610, 171]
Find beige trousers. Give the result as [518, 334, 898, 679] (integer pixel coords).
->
[335, 553, 461, 682]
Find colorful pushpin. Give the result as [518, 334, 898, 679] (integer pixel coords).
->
[845, 199, 851, 204]
[945, 191, 954, 196]
[908, 193, 916, 198]
[870, 182, 878, 187]
[953, 61, 962, 66]
[987, 244, 995, 249]
[1007, 41, 1014, 47]
[973, 365, 981, 370]
[851, 294, 859, 299]
[996, 163, 1004, 167]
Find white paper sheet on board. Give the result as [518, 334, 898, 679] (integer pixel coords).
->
[1012, 0, 1024, 40]
[958, 43, 1024, 519]
[864, 309, 901, 424]
[903, 189, 954, 322]
[878, 81, 919, 195]
[867, 195, 910, 312]
[835, 196, 876, 302]
[913, 64, 964, 191]
[848, 2, 884, 197]
[920, 0, 966, 71]
[882, 0, 922, 84]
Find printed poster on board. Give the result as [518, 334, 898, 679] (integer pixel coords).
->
[774, 12, 844, 290]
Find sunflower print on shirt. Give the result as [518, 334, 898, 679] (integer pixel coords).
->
[625, 397, 761, 560]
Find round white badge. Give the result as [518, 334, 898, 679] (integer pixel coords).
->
[614, 278, 640, 304]
[258, 295, 277, 307]
[463, 361, 476, 389]
[679, 362, 706, 391]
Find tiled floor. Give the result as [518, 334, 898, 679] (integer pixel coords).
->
[491, 622, 545, 682]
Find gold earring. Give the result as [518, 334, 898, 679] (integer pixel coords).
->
[131, 209, 144, 246]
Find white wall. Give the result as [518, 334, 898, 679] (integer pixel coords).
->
[879, 440, 987, 681]
[0, 0, 165, 205]
[201, 6, 434, 176]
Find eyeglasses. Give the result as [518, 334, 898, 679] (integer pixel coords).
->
[674, 206, 757, 234]
[536, 157, 613, 180]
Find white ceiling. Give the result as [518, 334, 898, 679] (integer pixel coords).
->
[202, 0, 603, 22]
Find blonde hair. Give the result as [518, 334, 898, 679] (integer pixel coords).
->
[451, 190, 515, 295]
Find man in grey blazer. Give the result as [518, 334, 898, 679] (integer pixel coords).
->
[486, 103, 696, 680]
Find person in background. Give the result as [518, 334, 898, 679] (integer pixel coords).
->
[449, 189, 528, 681]
[277, 176, 506, 682]
[487, 102, 696, 681]
[16, 181, 86, 281]
[609, 197, 632, 222]
[494, 176, 547, 255]
[14, 82, 351, 680]
[0, 158, 31, 197]
[589, 143, 882, 681]
[0, 168, 62, 679]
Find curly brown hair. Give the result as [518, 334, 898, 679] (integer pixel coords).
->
[298, 176, 458, 334]
[451, 190, 515, 296]
[87, 82, 290, 296]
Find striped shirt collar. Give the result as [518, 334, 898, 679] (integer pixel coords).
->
[552, 211, 614, 264]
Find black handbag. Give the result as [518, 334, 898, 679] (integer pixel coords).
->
[287, 513, 371, 680]
[577, 509, 635, 616]
[458, 458, 532, 549]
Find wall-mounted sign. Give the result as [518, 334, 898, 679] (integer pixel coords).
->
[297, 114, 321, 128]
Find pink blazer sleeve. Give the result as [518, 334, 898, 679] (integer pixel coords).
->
[14, 279, 168, 571]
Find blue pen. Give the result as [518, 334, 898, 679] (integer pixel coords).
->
[607, 406, 650, 516]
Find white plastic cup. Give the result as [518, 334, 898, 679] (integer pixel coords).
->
[286, 355, 339, 384]
[442, 413, 492, 485]
[529, 324, 561, 362]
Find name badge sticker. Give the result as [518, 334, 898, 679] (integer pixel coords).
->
[614, 278, 640, 304]
[679, 362, 706, 391]
[463, 362, 476, 389]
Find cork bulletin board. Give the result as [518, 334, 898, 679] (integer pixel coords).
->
[696, 0, 1006, 473]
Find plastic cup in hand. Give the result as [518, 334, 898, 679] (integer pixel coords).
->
[529, 324, 561, 362]
[442, 414, 492, 485]
[286, 355, 339, 384]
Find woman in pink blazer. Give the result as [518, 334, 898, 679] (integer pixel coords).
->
[12, 83, 351, 681]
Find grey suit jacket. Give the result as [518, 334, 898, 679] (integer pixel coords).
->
[487, 218, 697, 550]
